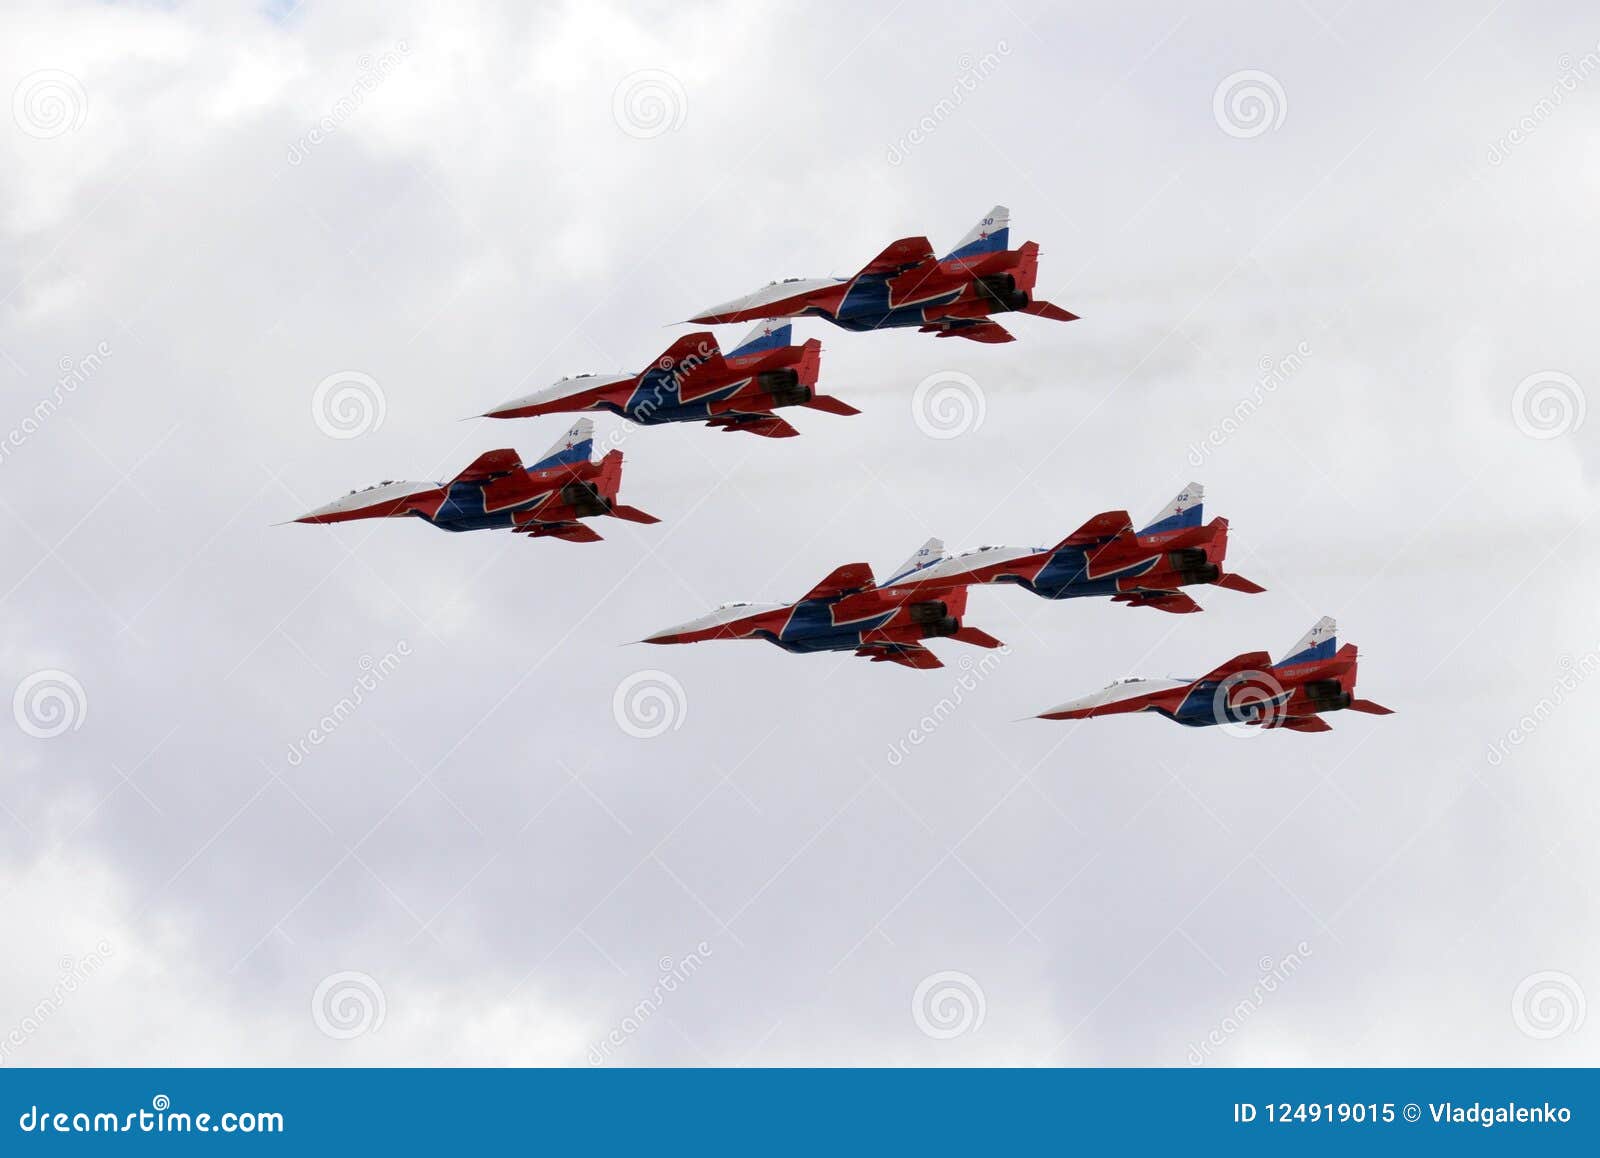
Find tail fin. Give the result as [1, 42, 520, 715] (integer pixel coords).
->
[728, 319, 793, 358]
[1277, 616, 1338, 666]
[530, 418, 595, 470]
[885, 537, 947, 584]
[1139, 483, 1204, 535]
[944, 205, 1011, 261]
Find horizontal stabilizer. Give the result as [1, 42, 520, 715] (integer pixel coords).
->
[1347, 698, 1394, 715]
[609, 504, 660, 525]
[1019, 300, 1078, 322]
[801, 562, 874, 602]
[1214, 572, 1266, 594]
[802, 394, 861, 416]
[949, 626, 1004, 649]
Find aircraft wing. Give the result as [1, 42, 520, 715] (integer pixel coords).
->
[800, 562, 875, 602]
[451, 448, 524, 483]
[858, 236, 936, 276]
[647, 332, 723, 377]
[1055, 510, 1134, 549]
[921, 318, 1015, 344]
[520, 520, 603, 543]
[854, 639, 942, 669]
[1117, 591, 1203, 614]
[1195, 651, 1275, 683]
[706, 411, 801, 439]
[1274, 715, 1333, 733]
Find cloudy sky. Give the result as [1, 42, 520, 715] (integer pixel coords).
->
[1, 0, 1596, 1066]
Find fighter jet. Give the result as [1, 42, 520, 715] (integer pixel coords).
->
[686, 205, 1077, 344]
[480, 321, 858, 439]
[290, 419, 659, 543]
[641, 557, 1003, 670]
[1034, 617, 1393, 733]
[878, 484, 1263, 614]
